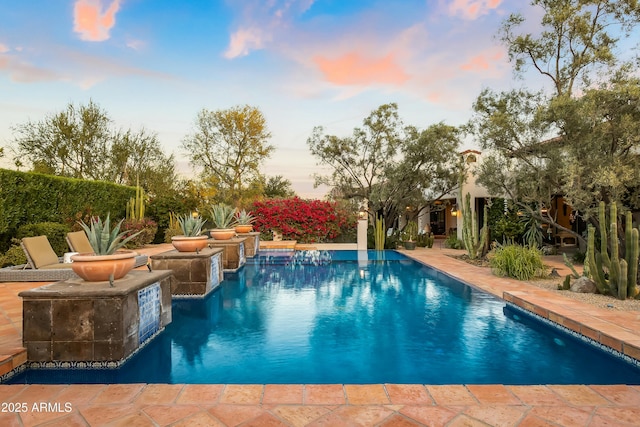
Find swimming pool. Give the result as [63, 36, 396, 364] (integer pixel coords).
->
[9, 250, 640, 384]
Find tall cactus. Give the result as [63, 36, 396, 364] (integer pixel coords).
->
[374, 214, 385, 250]
[626, 210, 640, 298]
[461, 192, 488, 260]
[126, 177, 145, 221]
[586, 201, 640, 299]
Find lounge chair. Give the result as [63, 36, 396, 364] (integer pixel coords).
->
[65, 230, 94, 254]
[0, 235, 78, 282]
[66, 231, 149, 268]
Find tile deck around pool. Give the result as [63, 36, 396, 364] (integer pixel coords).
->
[0, 244, 639, 426]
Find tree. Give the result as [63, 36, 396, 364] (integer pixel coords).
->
[107, 128, 177, 197]
[262, 175, 296, 199]
[181, 105, 274, 205]
[554, 74, 640, 212]
[12, 100, 111, 179]
[469, 0, 640, 246]
[9, 100, 178, 197]
[308, 103, 461, 227]
[500, 0, 640, 97]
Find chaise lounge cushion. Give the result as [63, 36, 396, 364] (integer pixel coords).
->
[66, 230, 95, 254]
[21, 235, 70, 269]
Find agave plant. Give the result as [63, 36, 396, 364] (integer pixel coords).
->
[234, 209, 255, 226]
[209, 203, 237, 229]
[177, 214, 207, 237]
[79, 214, 142, 255]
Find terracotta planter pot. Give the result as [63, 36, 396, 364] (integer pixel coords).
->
[70, 251, 137, 282]
[171, 235, 209, 252]
[209, 228, 236, 240]
[234, 225, 253, 233]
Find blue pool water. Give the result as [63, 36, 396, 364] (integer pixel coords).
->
[9, 250, 640, 384]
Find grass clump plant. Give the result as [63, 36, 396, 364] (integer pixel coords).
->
[489, 244, 546, 281]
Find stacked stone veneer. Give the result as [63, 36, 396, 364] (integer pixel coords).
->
[236, 232, 260, 257]
[150, 247, 224, 297]
[20, 270, 172, 364]
[208, 237, 247, 271]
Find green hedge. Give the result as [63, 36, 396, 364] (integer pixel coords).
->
[0, 169, 135, 251]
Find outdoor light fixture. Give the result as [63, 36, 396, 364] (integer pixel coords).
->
[358, 208, 367, 220]
[451, 205, 458, 217]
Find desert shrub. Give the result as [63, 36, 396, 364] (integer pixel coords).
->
[121, 218, 158, 248]
[16, 222, 70, 255]
[489, 244, 546, 281]
[416, 232, 435, 248]
[572, 250, 586, 264]
[0, 240, 27, 267]
[444, 233, 464, 249]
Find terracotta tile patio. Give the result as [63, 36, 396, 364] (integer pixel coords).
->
[0, 244, 638, 426]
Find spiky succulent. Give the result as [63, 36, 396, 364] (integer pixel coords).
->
[209, 203, 237, 228]
[177, 214, 207, 237]
[234, 209, 255, 226]
[79, 213, 141, 255]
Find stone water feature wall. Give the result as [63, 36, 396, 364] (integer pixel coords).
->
[20, 270, 172, 366]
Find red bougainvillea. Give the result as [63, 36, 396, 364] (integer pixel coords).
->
[250, 197, 355, 243]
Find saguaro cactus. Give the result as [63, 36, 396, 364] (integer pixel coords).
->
[461, 193, 488, 260]
[586, 201, 640, 299]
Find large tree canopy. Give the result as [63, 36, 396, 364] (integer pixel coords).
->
[469, 0, 640, 245]
[12, 100, 111, 179]
[308, 103, 461, 227]
[500, 0, 640, 96]
[262, 175, 296, 199]
[9, 100, 177, 196]
[181, 105, 274, 205]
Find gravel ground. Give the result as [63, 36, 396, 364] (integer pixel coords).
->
[522, 276, 640, 311]
[450, 253, 640, 311]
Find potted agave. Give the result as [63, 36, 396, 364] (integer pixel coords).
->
[208, 203, 237, 240]
[234, 209, 255, 233]
[71, 214, 142, 282]
[402, 221, 419, 250]
[171, 214, 208, 252]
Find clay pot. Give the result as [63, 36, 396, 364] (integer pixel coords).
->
[209, 228, 236, 240]
[70, 251, 137, 282]
[171, 235, 209, 252]
[234, 225, 253, 233]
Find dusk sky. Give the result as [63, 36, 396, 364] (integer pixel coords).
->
[0, 0, 542, 197]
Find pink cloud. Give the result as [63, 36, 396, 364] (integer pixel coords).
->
[224, 27, 267, 59]
[73, 0, 121, 42]
[0, 45, 169, 87]
[0, 56, 61, 83]
[448, 0, 503, 20]
[224, 0, 315, 58]
[314, 53, 409, 86]
[460, 50, 504, 72]
[0, 43, 9, 54]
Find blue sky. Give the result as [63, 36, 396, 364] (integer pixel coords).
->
[1, 0, 538, 197]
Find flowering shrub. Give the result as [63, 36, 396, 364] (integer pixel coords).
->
[250, 197, 356, 243]
[121, 218, 158, 248]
